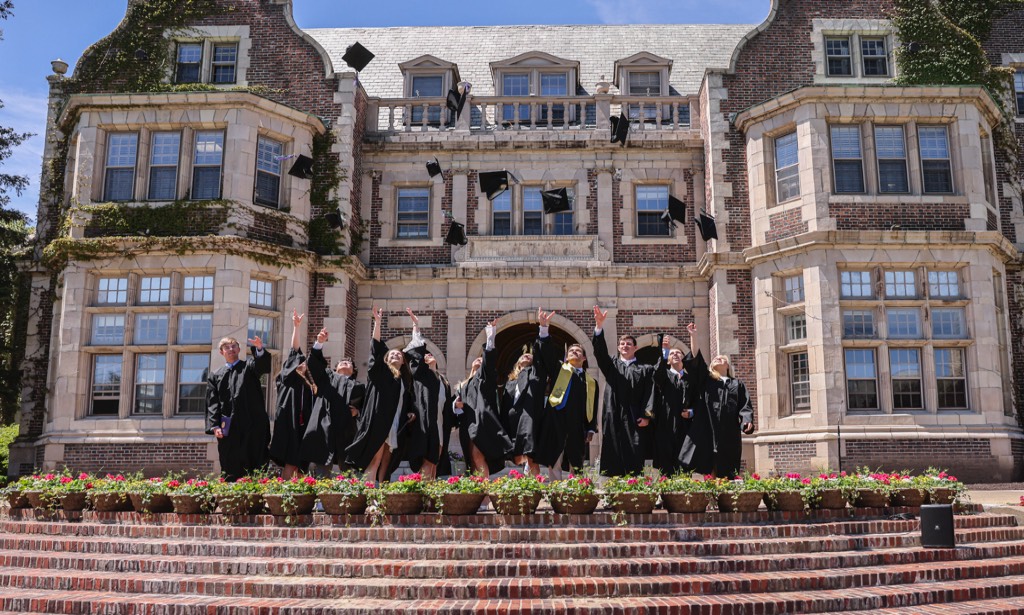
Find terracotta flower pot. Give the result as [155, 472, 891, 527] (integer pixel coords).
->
[130, 493, 173, 514]
[90, 492, 131, 512]
[491, 492, 542, 515]
[264, 493, 317, 516]
[766, 490, 805, 512]
[24, 490, 47, 509]
[930, 488, 956, 505]
[661, 492, 711, 514]
[609, 493, 657, 514]
[550, 493, 600, 515]
[216, 493, 262, 515]
[438, 493, 486, 515]
[379, 492, 424, 515]
[853, 489, 889, 508]
[890, 488, 926, 507]
[59, 491, 88, 512]
[717, 491, 764, 513]
[170, 494, 209, 515]
[319, 493, 368, 515]
[813, 489, 848, 510]
[5, 490, 29, 509]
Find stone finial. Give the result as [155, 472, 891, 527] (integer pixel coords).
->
[595, 75, 611, 95]
[51, 58, 69, 76]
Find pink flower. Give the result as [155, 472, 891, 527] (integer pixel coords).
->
[364, 481, 375, 488]
[537, 475, 546, 483]
[938, 471, 948, 479]
[627, 478, 638, 485]
[44, 473, 55, 480]
[237, 477, 251, 484]
[508, 469, 523, 479]
[447, 476, 460, 484]
[751, 473, 761, 480]
[948, 476, 957, 482]
[60, 476, 72, 484]
[349, 478, 359, 485]
[167, 480, 180, 488]
[786, 473, 801, 479]
[703, 474, 713, 480]
[259, 478, 270, 484]
[78, 473, 89, 480]
[303, 476, 316, 485]
[581, 478, 592, 486]
[801, 478, 812, 485]
[568, 473, 575, 479]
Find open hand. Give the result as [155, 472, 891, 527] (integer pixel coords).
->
[247, 336, 263, 350]
[593, 305, 608, 329]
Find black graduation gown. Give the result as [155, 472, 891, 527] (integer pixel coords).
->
[500, 354, 546, 459]
[651, 352, 698, 476]
[206, 346, 272, 481]
[532, 334, 598, 471]
[344, 338, 410, 471]
[678, 351, 716, 475]
[453, 346, 513, 475]
[301, 346, 364, 467]
[396, 344, 451, 472]
[593, 331, 656, 477]
[268, 348, 314, 470]
[704, 375, 754, 479]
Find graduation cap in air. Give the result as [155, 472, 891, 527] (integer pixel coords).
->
[610, 111, 630, 146]
[479, 170, 514, 200]
[541, 187, 571, 215]
[445, 87, 469, 120]
[660, 195, 686, 230]
[694, 210, 719, 241]
[342, 42, 374, 72]
[426, 158, 443, 178]
[324, 209, 346, 230]
[287, 155, 315, 180]
[444, 220, 469, 246]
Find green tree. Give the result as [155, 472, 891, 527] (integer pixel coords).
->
[0, 0, 33, 424]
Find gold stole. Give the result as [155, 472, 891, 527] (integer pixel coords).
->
[547, 363, 596, 423]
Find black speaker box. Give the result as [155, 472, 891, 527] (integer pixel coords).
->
[920, 504, 955, 548]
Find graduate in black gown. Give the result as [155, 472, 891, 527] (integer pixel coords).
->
[452, 320, 513, 476]
[344, 307, 414, 482]
[269, 310, 316, 478]
[500, 309, 548, 475]
[302, 327, 364, 471]
[206, 335, 272, 481]
[592, 306, 656, 477]
[652, 322, 701, 476]
[394, 308, 452, 479]
[532, 308, 598, 479]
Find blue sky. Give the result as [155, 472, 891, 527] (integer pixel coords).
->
[0, 0, 768, 222]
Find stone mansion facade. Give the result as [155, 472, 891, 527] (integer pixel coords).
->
[11, 0, 1024, 481]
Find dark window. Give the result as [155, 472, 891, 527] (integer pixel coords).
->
[411, 75, 444, 125]
[1015, 72, 1024, 115]
[875, 126, 908, 193]
[830, 126, 864, 193]
[211, 44, 237, 84]
[175, 43, 202, 83]
[396, 188, 430, 238]
[104, 133, 138, 201]
[889, 349, 922, 409]
[178, 353, 210, 414]
[790, 352, 810, 412]
[491, 191, 511, 236]
[935, 348, 967, 409]
[860, 38, 889, 76]
[919, 126, 953, 194]
[523, 188, 544, 235]
[636, 185, 670, 237]
[845, 349, 878, 410]
[254, 137, 283, 208]
[825, 37, 852, 76]
[91, 355, 122, 416]
[191, 131, 224, 200]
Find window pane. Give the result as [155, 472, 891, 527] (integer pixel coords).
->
[491, 191, 511, 236]
[139, 276, 171, 304]
[178, 353, 210, 414]
[540, 73, 567, 96]
[192, 132, 224, 200]
[411, 75, 443, 97]
[875, 126, 908, 193]
[248, 316, 274, 346]
[92, 355, 122, 416]
[861, 38, 889, 76]
[886, 308, 921, 339]
[134, 314, 168, 345]
[97, 277, 129, 305]
[928, 271, 960, 298]
[831, 126, 863, 193]
[104, 133, 138, 201]
[148, 167, 178, 201]
[775, 132, 800, 202]
[134, 354, 165, 415]
[194, 132, 225, 166]
[786, 314, 806, 342]
[885, 270, 917, 298]
[178, 313, 212, 345]
[919, 126, 953, 194]
[104, 169, 135, 202]
[932, 308, 966, 339]
[91, 315, 125, 345]
[183, 275, 214, 303]
[553, 211, 574, 236]
[175, 43, 202, 83]
[1015, 72, 1024, 115]
[842, 309, 875, 339]
[254, 137, 283, 207]
[503, 74, 530, 96]
[636, 185, 670, 237]
[790, 352, 810, 412]
[211, 44, 237, 84]
[890, 348, 922, 410]
[784, 275, 804, 303]
[249, 279, 274, 308]
[397, 188, 430, 238]
[918, 126, 950, 159]
[628, 72, 661, 96]
[825, 37, 852, 76]
[845, 349, 878, 410]
[935, 348, 967, 409]
[150, 132, 181, 165]
[840, 271, 872, 298]
[523, 188, 544, 235]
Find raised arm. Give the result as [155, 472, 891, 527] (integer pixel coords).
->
[368, 307, 386, 377]
[591, 305, 616, 379]
[290, 309, 304, 351]
[480, 320, 497, 387]
[653, 334, 670, 388]
[533, 307, 559, 382]
[247, 335, 271, 375]
[307, 328, 332, 393]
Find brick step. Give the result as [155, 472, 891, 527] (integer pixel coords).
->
[1, 526, 1019, 560]
[3, 540, 1024, 579]
[5, 555, 1024, 600]
[843, 596, 1024, 614]
[0, 514, 1014, 544]
[3, 575, 1024, 614]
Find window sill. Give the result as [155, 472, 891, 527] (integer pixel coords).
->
[829, 194, 968, 205]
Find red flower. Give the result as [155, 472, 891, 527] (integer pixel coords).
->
[259, 478, 271, 484]
[447, 476, 460, 484]
[60, 476, 72, 484]
[948, 476, 957, 482]
[85, 482, 93, 489]
[78, 473, 89, 480]
[537, 475, 546, 483]
[167, 480, 180, 488]
[44, 473, 55, 480]
[364, 481, 375, 488]
[801, 478, 812, 485]
[508, 469, 523, 479]
[626, 478, 638, 485]
[568, 473, 575, 479]
[303, 476, 316, 485]
[751, 473, 761, 480]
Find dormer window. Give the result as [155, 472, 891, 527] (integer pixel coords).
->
[400, 55, 460, 127]
[411, 74, 444, 124]
[628, 72, 661, 96]
[491, 52, 579, 127]
[613, 52, 683, 126]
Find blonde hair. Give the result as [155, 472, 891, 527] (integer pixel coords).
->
[507, 351, 532, 382]
[218, 337, 239, 351]
[709, 354, 731, 380]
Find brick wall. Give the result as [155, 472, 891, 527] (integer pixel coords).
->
[305, 271, 328, 346]
[984, 7, 1024, 245]
[612, 170, 697, 263]
[708, 281, 719, 360]
[765, 208, 808, 243]
[585, 169, 599, 235]
[727, 269, 757, 428]
[1012, 438, 1024, 481]
[767, 441, 817, 474]
[248, 210, 293, 247]
[844, 438, 995, 482]
[345, 278, 358, 360]
[829, 203, 969, 231]
[61, 443, 214, 476]
[83, 209, 226, 239]
[1008, 268, 1024, 429]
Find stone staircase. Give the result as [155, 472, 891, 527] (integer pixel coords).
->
[2, 507, 1024, 613]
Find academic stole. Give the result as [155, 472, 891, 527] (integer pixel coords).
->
[547, 363, 596, 423]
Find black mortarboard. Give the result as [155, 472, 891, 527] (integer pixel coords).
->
[342, 42, 374, 72]
[610, 111, 630, 146]
[695, 210, 719, 241]
[445, 87, 468, 120]
[325, 210, 345, 230]
[660, 195, 686, 229]
[426, 158, 443, 178]
[479, 171, 511, 200]
[287, 155, 315, 180]
[444, 220, 469, 246]
[541, 187, 571, 215]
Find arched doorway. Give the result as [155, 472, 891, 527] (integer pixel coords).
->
[493, 323, 579, 385]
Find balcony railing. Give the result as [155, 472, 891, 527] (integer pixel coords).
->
[367, 95, 693, 135]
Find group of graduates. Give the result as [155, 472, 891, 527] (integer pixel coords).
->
[206, 306, 755, 482]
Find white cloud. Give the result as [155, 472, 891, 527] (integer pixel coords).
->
[0, 88, 48, 222]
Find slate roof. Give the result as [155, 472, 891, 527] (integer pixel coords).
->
[305, 24, 753, 98]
